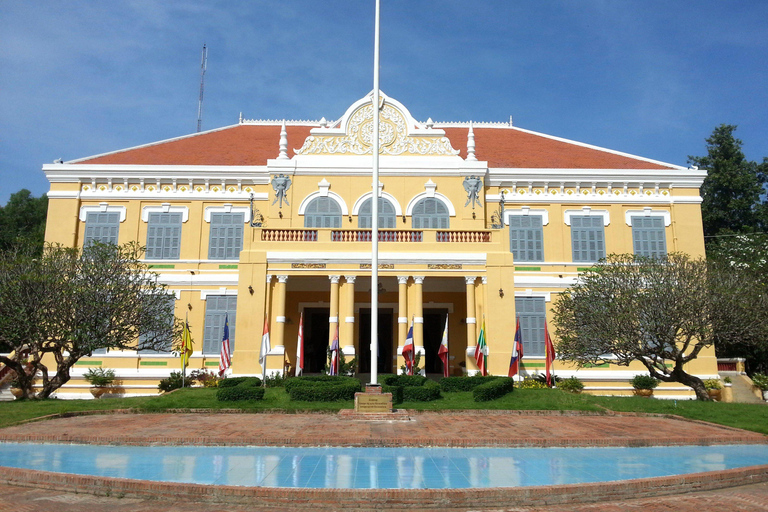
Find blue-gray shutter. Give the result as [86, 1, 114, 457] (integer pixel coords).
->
[84, 212, 120, 246]
[570, 216, 605, 262]
[208, 212, 244, 260]
[632, 216, 667, 258]
[358, 198, 397, 228]
[203, 295, 238, 354]
[515, 297, 546, 356]
[139, 295, 175, 354]
[509, 215, 544, 262]
[411, 198, 449, 229]
[146, 212, 182, 259]
[304, 197, 342, 228]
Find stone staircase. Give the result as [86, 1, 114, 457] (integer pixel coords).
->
[719, 371, 765, 404]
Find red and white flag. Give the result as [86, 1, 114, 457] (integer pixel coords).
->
[259, 317, 271, 373]
[402, 318, 415, 375]
[545, 321, 556, 387]
[218, 314, 231, 377]
[438, 316, 449, 377]
[296, 311, 304, 376]
[329, 325, 340, 376]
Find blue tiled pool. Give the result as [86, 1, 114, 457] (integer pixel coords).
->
[1, 443, 766, 489]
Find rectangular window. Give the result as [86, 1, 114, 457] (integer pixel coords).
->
[509, 215, 544, 262]
[515, 297, 546, 357]
[139, 295, 175, 354]
[84, 212, 120, 246]
[632, 216, 667, 258]
[203, 295, 237, 354]
[208, 213, 244, 260]
[146, 212, 182, 260]
[570, 216, 605, 263]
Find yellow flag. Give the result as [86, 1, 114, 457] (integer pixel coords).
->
[181, 315, 193, 367]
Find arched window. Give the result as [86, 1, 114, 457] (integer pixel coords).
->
[411, 197, 449, 229]
[304, 197, 342, 228]
[358, 198, 397, 229]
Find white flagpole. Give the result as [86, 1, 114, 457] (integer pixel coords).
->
[370, 0, 381, 386]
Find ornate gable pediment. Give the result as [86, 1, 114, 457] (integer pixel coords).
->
[295, 91, 459, 157]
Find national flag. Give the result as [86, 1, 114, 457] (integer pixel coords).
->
[218, 314, 231, 377]
[545, 320, 556, 387]
[402, 318, 415, 376]
[181, 313, 193, 368]
[329, 325, 340, 376]
[259, 317, 271, 372]
[438, 316, 449, 377]
[296, 311, 304, 376]
[508, 316, 524, 378]
[474, 318, 488, 376]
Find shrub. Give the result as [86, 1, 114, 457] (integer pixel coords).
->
[533, 373, 561, 386]
[381, 384, 403, 404]
[402, 380, 441, 402]
[517, 378, 547, 389]
[630, 374, 659, 390]
[473, 378, 515, 402]
[704, 379, 722, 390]
[218, 376, 260, 389]
[399, 353, 423, 376]
[83, 368, 115, 387]
[158, 371, 194, 392]
[723, 376, 732, 384]
[189, 369, 220, 388]
[439, 375, 498, 392]
[382, 375, 427, 387]
[558, 376, 584, 393]
[264, 373, 287, 388]
[286, 376, 361, 402]
[216, 378, 265, 401]
[751, 373, 768, 391]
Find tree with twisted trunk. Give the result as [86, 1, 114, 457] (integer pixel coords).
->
[552, 253, 766, 401]
[0, 242, 180, 399]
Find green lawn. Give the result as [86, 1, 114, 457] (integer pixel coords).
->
[1, 387, 767, 435]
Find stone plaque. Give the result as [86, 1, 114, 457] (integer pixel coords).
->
[355, 393, 392, 414]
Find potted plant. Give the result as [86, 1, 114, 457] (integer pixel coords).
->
[9, 377, 25, 399]
[558, 376, 584, 394]
[630, 374, 659, 397]
[751, 373, 768, 401]
[83, 368, 115, 398]
[723, 376, 732, 387]
[703, 379, 722, 401]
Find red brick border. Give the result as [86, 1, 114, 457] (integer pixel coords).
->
[1, 464, 766, 509]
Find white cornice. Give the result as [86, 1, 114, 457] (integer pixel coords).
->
[43, 164, 271, 182]
[266, 251, 487, 266]
[486, 167, 705, 188]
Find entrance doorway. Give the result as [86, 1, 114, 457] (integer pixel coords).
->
[303, 308, 330, 373]
[423, 309, 449, 375]
[358, 309, 393, 374]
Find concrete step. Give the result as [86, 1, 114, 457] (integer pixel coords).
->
[719, 371, 765, 404]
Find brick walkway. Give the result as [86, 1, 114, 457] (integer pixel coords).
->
[0, 410, 766, 511]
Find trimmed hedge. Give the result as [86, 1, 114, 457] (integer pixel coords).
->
[381, 384, 404, 404]
[439, 375, 499, 392]
[218, 376, 261, 389]
[403, 380, 441, 401]
[216, 377, 264, 401]
[382, 375, 427, 387]
[286, 375, 361, 402]
[473, 377, 515, 402]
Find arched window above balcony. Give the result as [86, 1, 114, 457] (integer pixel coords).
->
[303, 196, 342, 228]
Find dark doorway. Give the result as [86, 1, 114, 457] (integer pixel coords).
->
[358, 309, 393, 374]
[303, 308, 330, 373]
[423, 309, 449, 374]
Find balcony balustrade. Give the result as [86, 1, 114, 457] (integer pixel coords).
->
[259, 228, 492, 243]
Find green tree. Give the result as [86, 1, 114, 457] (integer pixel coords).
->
[0, 189, 48, 255]
[0, 242, 181, 399]
[553, 253, 766, 401]
[688, 125, 766, 237]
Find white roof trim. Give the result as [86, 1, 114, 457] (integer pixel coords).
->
[79, 203, 127, 223]
[203, 205, 252, 223]
[141, 204, 189, 223]
[563, 207, 610, 226]
[625, 208, 671, 226]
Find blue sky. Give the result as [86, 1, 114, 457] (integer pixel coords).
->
[2, 1, 767, 205]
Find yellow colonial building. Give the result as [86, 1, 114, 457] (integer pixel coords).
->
[42, 91, 715, 399]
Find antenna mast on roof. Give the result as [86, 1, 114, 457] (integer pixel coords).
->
[196, 44, 208, 133]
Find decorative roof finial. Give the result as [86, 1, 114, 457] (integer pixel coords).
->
[277, 120, 289, 160]
[467, 122, 477, 161]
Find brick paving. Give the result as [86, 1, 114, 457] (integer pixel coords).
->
[0, 410, 766, 511]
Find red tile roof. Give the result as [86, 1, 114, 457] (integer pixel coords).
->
[74, 123, 673, 169]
